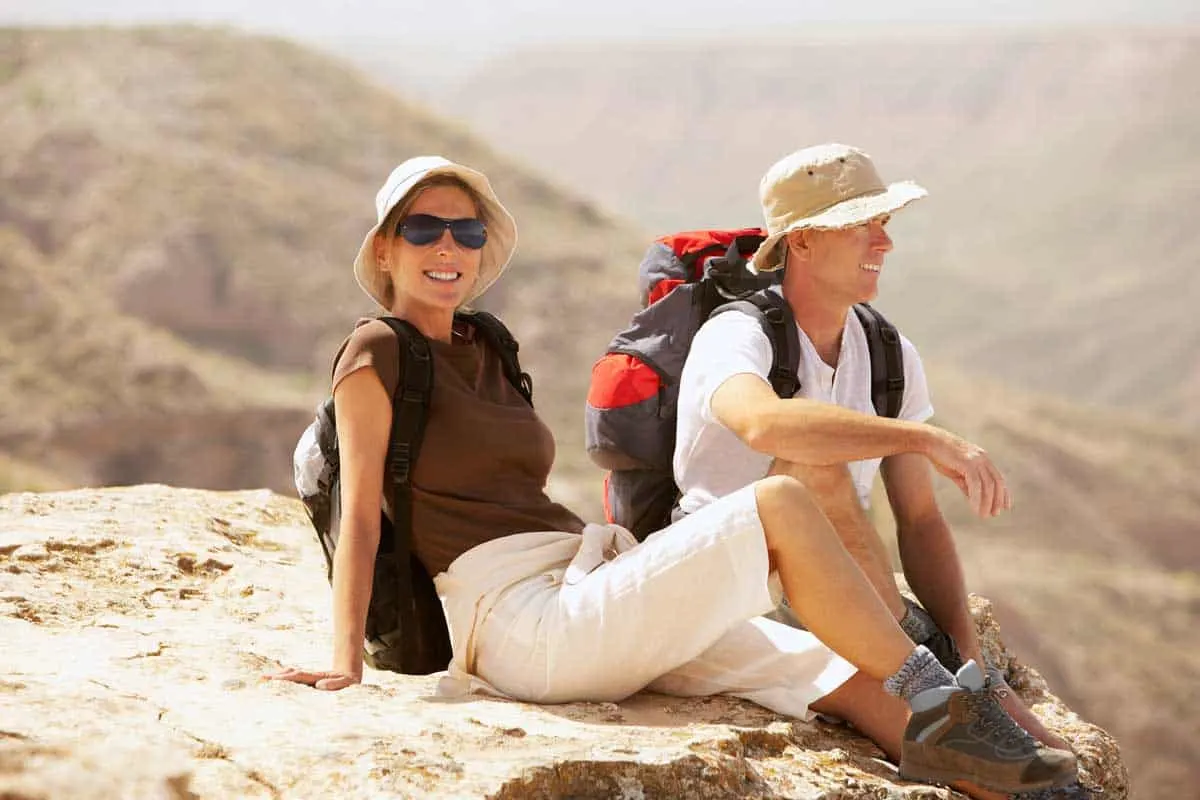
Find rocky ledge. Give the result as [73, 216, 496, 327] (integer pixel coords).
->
[0, 486, 1127, 799]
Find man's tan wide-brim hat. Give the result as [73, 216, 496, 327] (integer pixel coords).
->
[353, 155, 518, 308]
[751, 144, 927, 273]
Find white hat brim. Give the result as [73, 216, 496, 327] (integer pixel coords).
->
[750, 181, 927, 273]
[353, 160, 518, 308]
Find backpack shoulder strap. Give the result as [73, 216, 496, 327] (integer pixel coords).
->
[375, 315, 434, 673]
[327, 337, 354, 381]
[459, 310, 534, 406]
[852, 303, 905, 418]
[708, 291, 801, 399]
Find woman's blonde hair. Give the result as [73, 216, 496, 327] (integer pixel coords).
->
[374, 175, 488, 309]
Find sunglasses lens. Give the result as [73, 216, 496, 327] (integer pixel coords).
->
[449, 219, 487, 250]
[398, 215, 487, 250]
[399, 214, 444, 246]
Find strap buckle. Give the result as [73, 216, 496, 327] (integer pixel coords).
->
[390, 442, 413, 483]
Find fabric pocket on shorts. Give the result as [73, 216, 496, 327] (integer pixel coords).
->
[563, 523, 639, 585]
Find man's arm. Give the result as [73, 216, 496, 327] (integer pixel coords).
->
[712, 373, 929, 465]
[881, 451, 1072, 749]
[710, 373, 1010, 518]
[881, 452, 984, 665]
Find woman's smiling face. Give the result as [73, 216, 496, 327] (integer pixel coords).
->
[377, 183, 483, 314]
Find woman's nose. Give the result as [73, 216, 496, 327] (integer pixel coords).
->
[434, 227, 458, 251]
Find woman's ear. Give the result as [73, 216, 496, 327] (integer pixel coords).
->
[373, 233, 389, 272]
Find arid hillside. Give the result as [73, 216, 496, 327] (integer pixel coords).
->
[436, 28, 1200, 430]
[918, 366, 1200, 797]
[0, 25, 645, 499]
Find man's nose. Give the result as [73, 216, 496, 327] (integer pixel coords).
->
[873, 227, 893, 253]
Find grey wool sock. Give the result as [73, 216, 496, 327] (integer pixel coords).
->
[883, 645, 957, 701]
[898, 600, 936, 643]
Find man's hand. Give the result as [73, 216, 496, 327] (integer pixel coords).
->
[266, 666, 361, 692]
[923, 427, 1012, 518]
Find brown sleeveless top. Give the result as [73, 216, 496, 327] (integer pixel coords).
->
[331, 318, 584, 576]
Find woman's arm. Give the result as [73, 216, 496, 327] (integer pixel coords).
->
[329, 367, 392, 678]
[270, 366, 392, 690]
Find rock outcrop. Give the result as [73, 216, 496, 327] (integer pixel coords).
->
[0, 486, 1128, 799]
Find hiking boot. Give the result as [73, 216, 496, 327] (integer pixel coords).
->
[899, 661, 1077, 794]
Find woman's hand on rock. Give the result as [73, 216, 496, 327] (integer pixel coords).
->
[266, 666, 361, 691]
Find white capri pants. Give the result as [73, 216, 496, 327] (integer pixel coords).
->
[435, 484, 857, 720]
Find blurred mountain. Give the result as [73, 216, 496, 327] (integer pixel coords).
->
[434, 28, 1200, 430]
[919, 366, 1200, 797]
[0, 25, 644, 498]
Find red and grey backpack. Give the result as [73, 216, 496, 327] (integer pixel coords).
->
[585, 228, 906, 540]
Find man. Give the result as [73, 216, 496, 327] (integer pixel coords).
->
[673, 143, 1080, 797]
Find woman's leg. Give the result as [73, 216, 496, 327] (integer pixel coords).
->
[470, 476, 1074, 794]
[475, 476, 932, 703]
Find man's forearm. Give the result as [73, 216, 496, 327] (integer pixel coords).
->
[897, 516, 983, 665]
[744, 398, 932, 466]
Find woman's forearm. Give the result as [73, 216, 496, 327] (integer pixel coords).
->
[329, 512, 381, 676]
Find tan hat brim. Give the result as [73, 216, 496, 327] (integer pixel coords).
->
[353, 163, 518, 309]
[750, 181, 927, 273]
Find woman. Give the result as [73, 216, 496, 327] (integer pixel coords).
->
[271, 156, 1076, 797]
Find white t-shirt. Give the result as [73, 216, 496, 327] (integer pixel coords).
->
[674, 300, 935, 515]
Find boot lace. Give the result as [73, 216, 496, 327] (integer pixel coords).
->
[964, 688, 1039, 751]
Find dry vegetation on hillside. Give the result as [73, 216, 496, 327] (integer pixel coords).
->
[0, 25, 644, 495]
[438, 29, 1200, 430]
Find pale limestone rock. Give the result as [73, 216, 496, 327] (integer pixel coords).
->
[0, 486, 1128, 799]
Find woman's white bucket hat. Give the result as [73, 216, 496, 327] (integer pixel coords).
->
[353, 156, 518, 307]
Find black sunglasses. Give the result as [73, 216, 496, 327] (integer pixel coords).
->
[397, 214, 488, 250]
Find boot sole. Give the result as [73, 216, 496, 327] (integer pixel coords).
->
[899, 760, 1074, 794]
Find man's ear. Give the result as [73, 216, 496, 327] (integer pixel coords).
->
[784, 229, 812, 259]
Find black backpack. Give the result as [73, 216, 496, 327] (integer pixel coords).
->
[585, 229, 905, 540]
[292, 311, 532, 674]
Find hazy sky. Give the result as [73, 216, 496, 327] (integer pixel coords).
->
[5, 0, 1198, 47]
[4, 0, 1197, 87]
